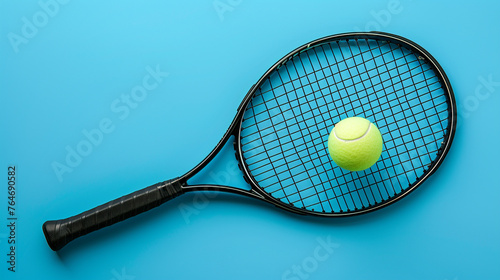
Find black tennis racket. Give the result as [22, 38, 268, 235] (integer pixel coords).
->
[43, 32, 456, 251]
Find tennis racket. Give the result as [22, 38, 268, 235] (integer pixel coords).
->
[43, 32, 456, 251]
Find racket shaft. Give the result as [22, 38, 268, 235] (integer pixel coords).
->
[43, 178, 184, 251]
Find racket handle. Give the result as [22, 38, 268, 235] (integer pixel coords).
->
[42, 178, 184, 251]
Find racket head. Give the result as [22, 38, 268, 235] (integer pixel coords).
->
[235, 32, 456, 216]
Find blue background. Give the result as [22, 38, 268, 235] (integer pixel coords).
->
[1, 0, 499, 279]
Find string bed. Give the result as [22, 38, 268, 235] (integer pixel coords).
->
[239, 38, 450, 213]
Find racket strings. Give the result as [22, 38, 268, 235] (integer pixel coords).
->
[243, 41, 421, 122]
[246, 41, 446, 210]
[243, 82, 446, 172]
[357, 40, 440, 185]
[267, 127, 444, 208]
[241, 56, 442, 145]
[259, 87, 445, 210]
[251, 53, 448, 191]
[240, 62, 441, 147]
[255, 88, 306, 206]
[278, 54, 338, 210]
[264, 123, 444, 196]
[240, 38, 450, 213]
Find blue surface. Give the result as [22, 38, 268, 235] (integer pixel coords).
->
[1, 0, 499, 279]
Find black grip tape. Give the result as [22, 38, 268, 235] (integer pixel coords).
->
[43, 178, 184, 251]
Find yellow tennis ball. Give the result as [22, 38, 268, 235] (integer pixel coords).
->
[328, 117, 383, 171]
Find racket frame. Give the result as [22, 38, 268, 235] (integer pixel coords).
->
[181, 32, 456, 217]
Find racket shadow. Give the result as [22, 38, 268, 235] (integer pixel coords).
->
[54, 135, 449, 260]
[55, 172, 437, 262]
[53, 192, 199, 259]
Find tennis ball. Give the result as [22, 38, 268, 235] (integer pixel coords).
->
[328, 117, 383, 171]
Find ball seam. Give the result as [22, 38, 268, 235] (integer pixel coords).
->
[333, 123, 372, 143]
